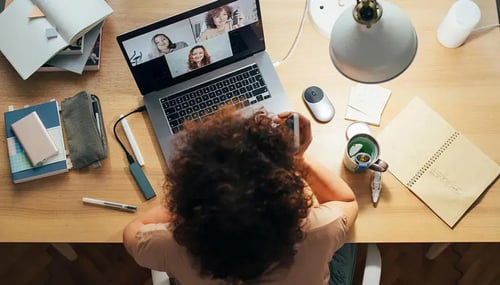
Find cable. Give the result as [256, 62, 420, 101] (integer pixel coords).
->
[113, 105, 146, 164]
[273, 0, 309, 67]
[272, 1, 497, 66]
[113, 105, 156, 200]
[472, 23, 500, 32]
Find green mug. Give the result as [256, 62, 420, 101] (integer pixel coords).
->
[343, 133, 388, 172]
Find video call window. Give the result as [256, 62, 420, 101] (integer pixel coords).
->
[121, 0, 258, 78]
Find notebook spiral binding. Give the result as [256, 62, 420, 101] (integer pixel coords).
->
[406, 131, 460, 188]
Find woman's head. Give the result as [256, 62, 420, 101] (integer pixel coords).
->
[153, 34, 175, 54]
[205, 5, 233, 29]
[188, 45, 212, 70]
[165, 107, 312, 282]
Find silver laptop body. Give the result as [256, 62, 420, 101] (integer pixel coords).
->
[117, 0, 291, 164]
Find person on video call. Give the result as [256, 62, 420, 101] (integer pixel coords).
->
[187, 45, 212, 70]
[198, 5, 244, 41]
[123, 107, 359, 285]
[150, 33, 188, 57]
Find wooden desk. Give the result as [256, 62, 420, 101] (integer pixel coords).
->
[0, 0, 498, 243]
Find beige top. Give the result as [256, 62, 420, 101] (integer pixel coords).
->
[131, 202, 349, 285]
[198, 23, 233, 41]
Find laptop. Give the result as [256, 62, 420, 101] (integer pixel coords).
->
[117, 0, 292, 164]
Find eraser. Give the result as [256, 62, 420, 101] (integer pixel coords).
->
[46, 27, 58, 39]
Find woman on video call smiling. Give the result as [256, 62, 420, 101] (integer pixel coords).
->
[151, 33, 188, 57]
[198, 5, 244, 41]
[188, 45, 212, 70]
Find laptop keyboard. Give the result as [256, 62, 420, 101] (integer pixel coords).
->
[161, 64, 272, 133]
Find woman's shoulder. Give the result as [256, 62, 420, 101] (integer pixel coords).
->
[175, 41, 188, 49]
[137, 223, 171, 240]
[305, 203, 349, 235]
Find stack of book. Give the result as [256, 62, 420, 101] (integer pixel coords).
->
[38, 26, 104, 73]
[0, 0, 112, 79]
[4, 101, 69, 183]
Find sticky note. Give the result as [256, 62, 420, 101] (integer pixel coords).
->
[345, 84, 391, 126]
[29, 6, 45, 19]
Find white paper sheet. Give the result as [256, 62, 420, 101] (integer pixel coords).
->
[345, 84, 391, 125]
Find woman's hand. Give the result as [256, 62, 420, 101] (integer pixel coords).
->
[275, 112, 312, 157]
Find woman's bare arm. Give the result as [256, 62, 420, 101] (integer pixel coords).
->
[303, 154, 359, 229]
[122, 204, 170, 255]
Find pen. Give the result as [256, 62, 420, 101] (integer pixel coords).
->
[371, 171, 382, 207]
[120, 114, 145, 166]
[92, 101, 102, 136]
[82, 197, 137, 212]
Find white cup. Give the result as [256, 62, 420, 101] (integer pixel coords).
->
[437, 0, 481, 48]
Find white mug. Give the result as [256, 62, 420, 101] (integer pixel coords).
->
[437, 0, 481, 48]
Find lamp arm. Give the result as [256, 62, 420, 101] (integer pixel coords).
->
[353, 0, 383, 28]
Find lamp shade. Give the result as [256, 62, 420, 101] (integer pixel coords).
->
[329, 1, 418, 83]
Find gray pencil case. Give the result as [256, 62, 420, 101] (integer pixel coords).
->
[61, 91, 108, 169]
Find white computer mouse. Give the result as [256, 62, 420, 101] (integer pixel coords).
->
[302, 86, 335, 123]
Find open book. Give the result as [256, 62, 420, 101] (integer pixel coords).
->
[38, 21, 104, 73]
[377, 97, 499, 228]
[0, 0, 112, 79]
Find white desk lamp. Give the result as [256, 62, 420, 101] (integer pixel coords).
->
[309, 0, 418, 83]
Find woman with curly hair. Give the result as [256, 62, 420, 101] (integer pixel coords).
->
[198, 5, 244, 41]
[123, 107, 358, 285]
[187, 45, 212, 70]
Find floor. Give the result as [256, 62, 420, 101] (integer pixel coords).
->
[354, 243, 500, 285]
[1, 242, 499, 284]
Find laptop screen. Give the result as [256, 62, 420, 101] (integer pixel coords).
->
[116, 0, 265, 95]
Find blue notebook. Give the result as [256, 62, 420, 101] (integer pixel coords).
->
[4, 100, 68, 183]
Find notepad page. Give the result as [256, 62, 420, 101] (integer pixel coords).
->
[377, 97, 456, 184]
[377, 97, 500, 228]
[412, 134, 499, 227]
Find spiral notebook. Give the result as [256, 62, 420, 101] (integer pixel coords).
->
[377, 97, 499, 228]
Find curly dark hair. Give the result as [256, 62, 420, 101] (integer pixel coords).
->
[165, 107, 312, 283]
[205, 5, 233, 29]
[188, 45, 212, 70]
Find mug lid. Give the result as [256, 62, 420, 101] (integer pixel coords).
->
[346, 121, 372, 140]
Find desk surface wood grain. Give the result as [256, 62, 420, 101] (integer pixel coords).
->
[0, 0, 498, 242]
